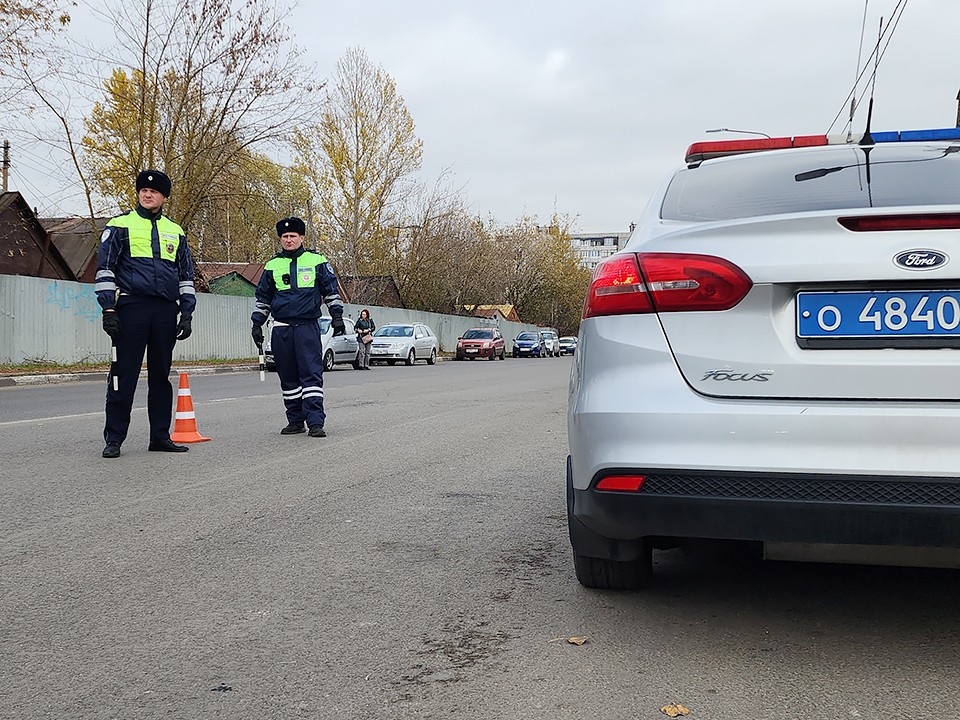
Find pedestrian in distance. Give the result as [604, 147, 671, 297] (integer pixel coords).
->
[251, 217, 346, 437]
[96, 169, 196, 459]
[355, 308, 376, 369]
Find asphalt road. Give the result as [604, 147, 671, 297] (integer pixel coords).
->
[2, 357, 959, 719]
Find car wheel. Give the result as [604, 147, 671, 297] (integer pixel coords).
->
[323, 349, 334, 372]
[501, 349, 506, 360]
[406, 348, 416, 366]
[488, 349, 496, 361]
[566, 457, 652, 591]
[572, 552, 651, 591]
[352, 351, 360, 370]
[427, 349, 436, 365]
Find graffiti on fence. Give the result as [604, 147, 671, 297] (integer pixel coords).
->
[46, 282, 101, 322]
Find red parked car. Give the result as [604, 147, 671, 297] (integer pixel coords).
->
[456, 327, 506, 360]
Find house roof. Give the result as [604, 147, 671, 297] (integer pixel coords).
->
[197, 262, 264, 286]
[0, 192, 76, 280]
[40, 216, 108, 282]
[340, 275, 404, 308]
[460, 304, 520, 322]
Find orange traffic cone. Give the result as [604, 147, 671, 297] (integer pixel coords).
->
[170, 372, 211, 443]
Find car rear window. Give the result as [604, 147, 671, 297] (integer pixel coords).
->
[661, 144, 960, 222]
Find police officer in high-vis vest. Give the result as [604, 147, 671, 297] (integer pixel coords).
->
[252, 217, 345, 437]
[96, 169, 196, 459]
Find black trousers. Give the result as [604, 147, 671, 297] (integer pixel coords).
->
[103, 295, 179, 445]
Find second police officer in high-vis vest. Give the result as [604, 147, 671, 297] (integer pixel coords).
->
[251, 217, 345, 437]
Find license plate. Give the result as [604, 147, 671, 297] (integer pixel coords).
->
[797, 290, 960, 346]
[466, 348, 478, 353]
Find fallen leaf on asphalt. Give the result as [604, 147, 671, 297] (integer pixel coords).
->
[660, 703, 690, 717]
[566, 636, 589, 645]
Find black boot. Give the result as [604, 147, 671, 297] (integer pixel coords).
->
[281, 421, 306, 435]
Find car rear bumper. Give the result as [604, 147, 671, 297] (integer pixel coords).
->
[570, 466, 960, 558]
[458, 348, 495, 359]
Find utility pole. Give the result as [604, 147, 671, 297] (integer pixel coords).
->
[956, 89, 960, 128]
[2, 140, 9, 193]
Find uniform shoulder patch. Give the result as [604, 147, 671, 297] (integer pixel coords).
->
[100, 229, 111, 243]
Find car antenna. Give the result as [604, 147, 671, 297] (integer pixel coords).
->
[845, 0, 870, 143]
[826, 0, 908, 140]
[859, 15, 883, 148]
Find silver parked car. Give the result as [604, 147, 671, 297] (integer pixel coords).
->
[568, 127, 960, 590]
[264, 316, 359, 372]
[370, 322, 438, 366]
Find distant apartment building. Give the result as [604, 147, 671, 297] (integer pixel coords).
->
[569, 228, 633, 270]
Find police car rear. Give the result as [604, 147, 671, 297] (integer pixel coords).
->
[567, 127, 960, 590]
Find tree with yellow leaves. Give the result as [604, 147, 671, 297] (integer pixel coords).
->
[294, 47, 423, 279]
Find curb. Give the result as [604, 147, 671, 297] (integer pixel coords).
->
[0, 365, 258, 387]
[0, 356, 457, 387]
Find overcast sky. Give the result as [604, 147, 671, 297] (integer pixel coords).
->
[10, 0, 960, 233]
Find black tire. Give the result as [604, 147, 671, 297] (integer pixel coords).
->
[513, 351, 518, 358]
[323, 350, 334, 372]
[572, 552, 652, 591]
[500, 349, 506, 360]
[488, 349, 496, 361]
[566, 458, 652, 591]
[405, 348, 416, 366]
[427, 348, 437, 365]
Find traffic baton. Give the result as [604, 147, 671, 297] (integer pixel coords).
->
[256, 341, 265, 382]
[111, 342, 119, 391]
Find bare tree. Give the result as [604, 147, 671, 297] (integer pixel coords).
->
[77, 0, 321, 229]
[0, 0, 70, 78]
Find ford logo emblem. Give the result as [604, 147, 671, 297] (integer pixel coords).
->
[893, 249, 948, 271]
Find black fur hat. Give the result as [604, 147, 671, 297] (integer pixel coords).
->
[135, 169, 172, 197]
[276, 217, 307, 236]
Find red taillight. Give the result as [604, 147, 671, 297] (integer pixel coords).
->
[639, 253, 753, 312]
[582, 254, 653, 318]
[596, 475, 646, 492]
[839, 214, 960, 232]
[582, 253, 752, 318]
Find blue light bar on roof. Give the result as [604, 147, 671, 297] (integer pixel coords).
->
[873, 127, 960, 143]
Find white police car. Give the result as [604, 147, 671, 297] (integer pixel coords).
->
[568, 126, 960, 589]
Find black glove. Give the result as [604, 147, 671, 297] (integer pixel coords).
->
[252, 323, 264, 346]
[332, 316, 346, 336]
[176, 317, 192, 341]
[102, 311, 121, 339]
